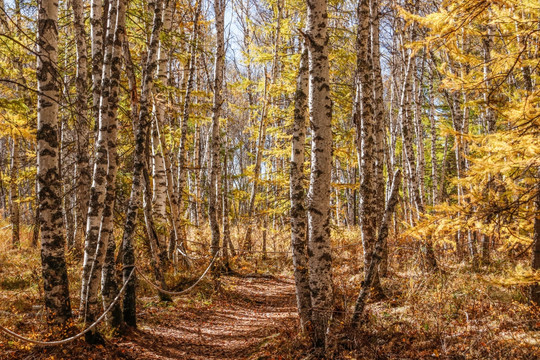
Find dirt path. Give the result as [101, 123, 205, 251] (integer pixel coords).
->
[117, 275, 298, 359]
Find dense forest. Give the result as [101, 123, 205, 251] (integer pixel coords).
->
[0, 0, 539, 358]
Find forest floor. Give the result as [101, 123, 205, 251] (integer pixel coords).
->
[1, 228, 540, 359]
[1, 273, 303, 360]
[114, 274, 300, 359]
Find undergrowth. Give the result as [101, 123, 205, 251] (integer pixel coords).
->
[0, 224, 539, 359]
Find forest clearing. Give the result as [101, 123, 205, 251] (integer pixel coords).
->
[0, 0, 539, 358]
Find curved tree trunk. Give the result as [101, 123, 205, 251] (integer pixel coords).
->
[351, 170, 401, 328]
[151, 0, 174, 261]
[85, 0, 127, 339]
[80, 0, 118, 324]
[122, 0, 164, 327]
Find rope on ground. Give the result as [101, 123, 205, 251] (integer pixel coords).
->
[177, 248, 211, 260]
[136, 252, 218, 296]
[0, 267, 135, 347]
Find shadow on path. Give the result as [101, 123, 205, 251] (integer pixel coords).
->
[117, 275, 298, 359]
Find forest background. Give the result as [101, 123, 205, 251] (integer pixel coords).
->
[0, 0, 539, 358]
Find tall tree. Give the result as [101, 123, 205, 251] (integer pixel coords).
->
[80, 0, 119, 322]
[531, 170, 540, 305]
[71, 0, 91, 251]
[10, 136, 19, 247]
[37, 0, 72, 327]
[122, 0, 165, 327]
[170, 0, 202, 259]
[356, 0, 382, 295]
[305, 0, 333, 350]
[209, 0, 225, 259]
[290, 45, 311, 331]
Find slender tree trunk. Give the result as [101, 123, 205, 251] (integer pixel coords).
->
[481, 27, 495, 264]
[142, 159, 171, 301]
[37, 0, 72, 326]
[169, 0, 201, 259]
[209, 0, 225, 259]
[80, 0, 118, 322]
[91, 0, 106, 129]
[429, 81, 438, 206]
[306, 0, 333, 349]
[222, 140, 231, 270]
[122, 0, 164, 327]
[32, 174, 40, 248]
[356, 0, 382, 296]
[290, 45, 312, 331]
[151, 0, 174, 260]
[101, 9, 131, 328]
[10, 137, 20, 247]
[371, 0, 385, 228]
[400, 54, 422, 218]
[530, 170, 540, 305]
[243, 75, 268, 252]
[92, 0, 127, 334]
[72, 0, 91, 252]
[351, 170, 401, 328]
[371, 0, 388, 278]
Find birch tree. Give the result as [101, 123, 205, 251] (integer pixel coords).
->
[170, 0, 202, 259]
[290, 45, 311, 331]
[10, 137, 19, 247]
[72, 0, 91, 250]
[305, 0, 333, 349]
[37, 0, 72, 327]
[209, 0, 225, 258]
[122, 0, 165, 327]
[356, 0, 382, 296]
[80, 0, 119, 322]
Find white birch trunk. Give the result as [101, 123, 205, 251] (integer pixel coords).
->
[80, 0, 118, 321]
[37, 0, 72, 326]
[72, 0, 91, 251]
[306, 0, 333, 350]
[209, 0, 225, 258]
[290, 45, 312, 331]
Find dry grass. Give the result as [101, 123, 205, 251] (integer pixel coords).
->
[0, 224, 539, 359]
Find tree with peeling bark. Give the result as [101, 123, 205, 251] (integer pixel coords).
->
[355, 0, 384, 297]
[305, 0, 333, 350]
[122, 0, 165, 327]
[80, 0, 120, 330]
[36, 0, 72, 327]
[71, 0, 91, 251]
[290, 44, 311, 332]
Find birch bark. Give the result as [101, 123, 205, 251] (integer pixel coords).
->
[306, 0, 333, 349]
[209, 0, 225, 258]
[37, 0, 72, 326]
[170, 0, 201, 259]
[122, 0, 164, 327]
[80, 0, 118, 321]
[356, 0, 381, 295]
[10, 137, 19, 247]
[72, 0, 91, 251]
[290, 45, 311, 331]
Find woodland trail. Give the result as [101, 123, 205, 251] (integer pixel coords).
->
[116, 275, 298, 359]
